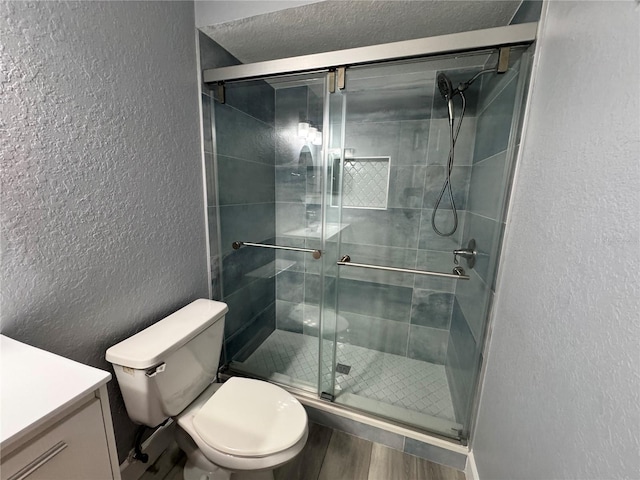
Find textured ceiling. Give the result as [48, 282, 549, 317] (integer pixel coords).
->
[201, 1, 522, 64]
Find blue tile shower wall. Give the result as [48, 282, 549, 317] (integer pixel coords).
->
[199, 31, 237, 301]
[217, 93, 277, 361]
[200, 34, 277, 361]
[447, 60, 523, 424]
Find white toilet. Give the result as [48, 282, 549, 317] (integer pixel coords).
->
[106, 299, 308, 480]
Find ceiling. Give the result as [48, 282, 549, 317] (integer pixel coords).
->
[200, 0, 523, 64]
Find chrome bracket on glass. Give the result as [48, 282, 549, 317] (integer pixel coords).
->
[215, 82, 225, 104]
[453, 239, 477, 269]
[337, 66, 347, 90]
[497, 47, 510, 73]
[337, 255, 469, 280]
[328, 70, 336, 93]
[232, 241, 322, 259]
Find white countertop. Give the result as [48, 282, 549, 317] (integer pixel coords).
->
[0, 335, 111, 450]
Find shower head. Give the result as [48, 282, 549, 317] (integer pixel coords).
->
[437, 73, 456, 126]
[437, 73, 454, 100]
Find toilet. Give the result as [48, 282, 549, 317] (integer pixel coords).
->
[106, 299, 308, 480]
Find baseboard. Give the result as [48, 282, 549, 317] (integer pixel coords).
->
[120, 420, 176, 480]
[465, 450, 480, 480]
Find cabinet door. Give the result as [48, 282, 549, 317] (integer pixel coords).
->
[2, 398, 114, 480]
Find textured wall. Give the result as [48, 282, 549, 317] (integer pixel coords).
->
[472, 1, 640, 478]
[1, 1, 208, 462]
[202, 1, 521, 63]
[194, 0, 321, 27]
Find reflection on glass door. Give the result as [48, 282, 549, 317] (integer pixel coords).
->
[220, 74, 328, 394]
[321, 59, 465, 438]
[321, 50, 530, 439]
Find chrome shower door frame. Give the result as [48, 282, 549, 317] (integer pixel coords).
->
[203, 23, 537, 84]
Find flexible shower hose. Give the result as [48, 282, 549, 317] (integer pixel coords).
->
[431, 91, 467, 237]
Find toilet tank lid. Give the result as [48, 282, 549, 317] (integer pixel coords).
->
[106, 299, 228, 369]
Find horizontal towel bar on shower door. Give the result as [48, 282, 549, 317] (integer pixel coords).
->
[336, 255, 469, 280]
[232, 241, 322, 259]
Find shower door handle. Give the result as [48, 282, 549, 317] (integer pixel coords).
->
[233, 241, 321, 259]
[337, 255, 469, 280]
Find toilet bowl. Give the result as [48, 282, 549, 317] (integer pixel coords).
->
[175, 380, 308, 480]
[106, 299, 308, 480]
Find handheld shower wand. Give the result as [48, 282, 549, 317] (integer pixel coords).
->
[437, 73, 455, 126]
[431, 68, 499, 237]
[431, 73, 464, 237]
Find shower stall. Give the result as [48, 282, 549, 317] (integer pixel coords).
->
[200, 24, 535, 443]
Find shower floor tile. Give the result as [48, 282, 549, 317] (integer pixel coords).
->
[239, 329, 456, 422]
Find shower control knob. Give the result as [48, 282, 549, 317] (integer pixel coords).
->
[453, 239, 477, 269]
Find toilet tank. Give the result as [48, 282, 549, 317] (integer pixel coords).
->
[106, 299, 228, 427]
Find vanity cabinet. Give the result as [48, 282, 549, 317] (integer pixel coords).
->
[0, 336, 121, 480]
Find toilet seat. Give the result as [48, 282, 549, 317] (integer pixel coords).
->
[176, 379, 308, 472]
[193, 377, 307, 457]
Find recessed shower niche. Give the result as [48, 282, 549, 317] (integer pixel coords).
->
[331, 156, 391, 210]
[200, 25, 535, 443]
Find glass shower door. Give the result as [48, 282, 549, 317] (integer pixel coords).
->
[320, 55, 501, 440]
[219, 73, 329, 394]
[319, 47, 532, 440]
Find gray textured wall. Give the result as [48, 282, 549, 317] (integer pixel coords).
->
[472, 1, 640, 478]
[1, 1, 208, 461]
[194, 0, 321, 27]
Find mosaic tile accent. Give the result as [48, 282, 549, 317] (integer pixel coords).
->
[342, 157, 390, 209]
[240, 329, 455, 422]
[242, 328, 320, 384]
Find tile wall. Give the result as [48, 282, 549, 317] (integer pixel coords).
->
[200, 33, 277, 361]
[446, 55, 526, 425]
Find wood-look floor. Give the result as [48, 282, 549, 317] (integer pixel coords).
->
[141, 423, 466, 480]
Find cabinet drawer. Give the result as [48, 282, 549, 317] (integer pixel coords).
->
[1, 398, 114, 480]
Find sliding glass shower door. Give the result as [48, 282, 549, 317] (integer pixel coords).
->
[320, 58, 467, 439]
[210, 44, 533, 443]
[218, 74, 330, 393]
[320, 49, 531, 440]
